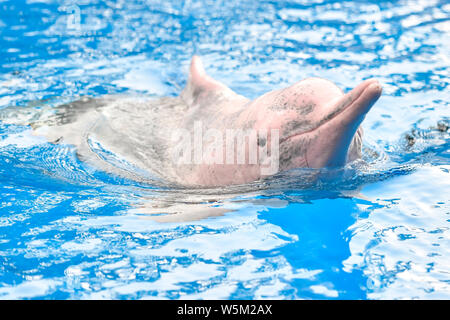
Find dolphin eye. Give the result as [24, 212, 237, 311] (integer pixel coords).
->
[257, 137, 266, 147]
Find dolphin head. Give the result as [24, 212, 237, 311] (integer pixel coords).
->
[245, 77, 382, 171]
[180, 56, 382, 183]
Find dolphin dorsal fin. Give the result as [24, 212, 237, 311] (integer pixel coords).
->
[181, 56, 233, 106]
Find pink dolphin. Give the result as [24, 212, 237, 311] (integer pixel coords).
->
[2, 56, 382, 188]
[173, 56, 382, 186]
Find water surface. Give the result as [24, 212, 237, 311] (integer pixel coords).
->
[0, 0, 449, 299]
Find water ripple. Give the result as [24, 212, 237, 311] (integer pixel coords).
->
[0, 0, 449, 299]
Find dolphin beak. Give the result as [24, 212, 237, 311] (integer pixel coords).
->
[305, 79, 382, 168]
[335, 79, 382, 129]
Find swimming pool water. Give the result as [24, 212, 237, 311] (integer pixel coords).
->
[0, 0, 449, 299]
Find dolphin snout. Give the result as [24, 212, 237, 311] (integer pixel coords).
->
[303, 79, 382, 168]
[331, 78, 382, 130]
[353, 79, 382, 114]
[350, 79, 382, 109]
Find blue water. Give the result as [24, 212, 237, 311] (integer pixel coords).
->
[0, 0, 449, 299]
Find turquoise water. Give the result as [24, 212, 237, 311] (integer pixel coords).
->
[0, 0, 449, 299]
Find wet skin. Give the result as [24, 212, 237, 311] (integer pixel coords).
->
[2, 56, 382, 187]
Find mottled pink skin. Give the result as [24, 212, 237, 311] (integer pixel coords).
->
[239, 77, 382, 168]
[176, 56, 382, 186]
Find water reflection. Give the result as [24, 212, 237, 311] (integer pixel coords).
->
[0, 0, 449, 299]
